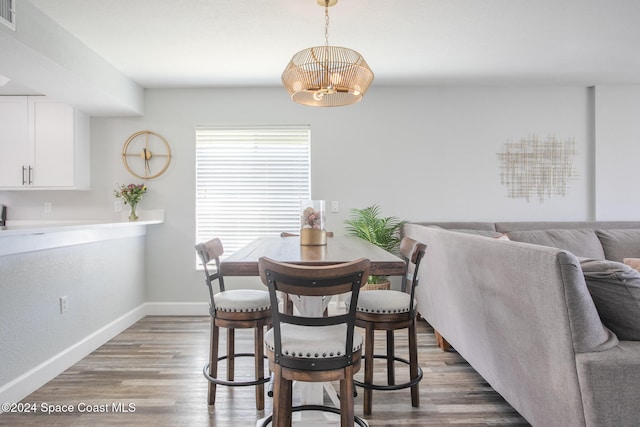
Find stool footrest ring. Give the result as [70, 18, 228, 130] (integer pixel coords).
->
[260, 405, 368, 427]
[354, 354, 423, 391]
[203, 353, 270, 387]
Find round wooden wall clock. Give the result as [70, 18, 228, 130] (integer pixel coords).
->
[121, 130, 172, 179]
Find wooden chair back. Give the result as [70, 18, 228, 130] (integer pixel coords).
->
[258, 257, 370, 371]
[399, 237, 427, 316]
[195, 238, 226, 303]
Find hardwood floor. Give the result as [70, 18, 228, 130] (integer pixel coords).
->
[0, 316, 529, 426]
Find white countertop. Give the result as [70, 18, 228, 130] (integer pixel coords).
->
[0, 210, 164, 256]
[0, 218, 162, 236]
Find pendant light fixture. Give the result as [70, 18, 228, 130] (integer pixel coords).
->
[282, 0, 374, 107]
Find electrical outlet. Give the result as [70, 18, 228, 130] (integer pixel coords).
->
[331, 200, 339, 213]
[44, 202, 52, 214]
[114, 200, 123, 212]
[60, 296, 68, 314]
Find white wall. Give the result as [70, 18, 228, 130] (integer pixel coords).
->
[594, 86, 640, 220]
[0, 231, 146, 402]
[110, 86, 592, 303]
[2, 85, 639, 307]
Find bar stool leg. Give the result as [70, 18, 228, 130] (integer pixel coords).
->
[227, 328, 235, 381]
[208, 320, 219, 405]
[386, 330, 395, 385]
[254, 324, 265, 410]
[364, 323, 374, 416]
[340, 367, 356, 427]
[273, 365, 292, 427]
[409, 319, 420, 407]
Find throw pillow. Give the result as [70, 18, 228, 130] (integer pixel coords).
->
[624, 258, 640, 271]
[596, 229, 640, 263]
[580, 259, 640, 341]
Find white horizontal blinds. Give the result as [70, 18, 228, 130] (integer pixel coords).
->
[0, 0, 15, 30]
[196, 125, 311, 257]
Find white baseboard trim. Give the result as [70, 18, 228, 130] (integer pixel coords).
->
[0, 305, 146, 408]
[143, 302, 209, 316]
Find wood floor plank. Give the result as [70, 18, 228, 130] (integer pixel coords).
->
[0, 316, 529, 426]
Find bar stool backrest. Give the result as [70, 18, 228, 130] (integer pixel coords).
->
[258, 257, 370, 372]
[195, 238, 226, 308]
[399, 237, 427, 317]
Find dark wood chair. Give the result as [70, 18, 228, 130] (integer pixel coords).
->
[195, 238, 272, 409]
[352, 237, 426, 415]
[258, 257, 371, 427]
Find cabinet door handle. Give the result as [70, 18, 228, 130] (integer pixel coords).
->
[22, 166, 27, 185]
[28, 166, 33, 185]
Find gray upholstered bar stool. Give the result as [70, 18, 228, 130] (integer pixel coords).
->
[352, 237, 426, 415]
[195, 238, 272, 409]
[258, 257, 370, 427]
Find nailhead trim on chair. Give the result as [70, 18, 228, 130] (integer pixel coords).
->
[215, 306, 271, 312]
[213, 289, 271, 312]
[264, 324, 363, 358]
[357, 307, 411, 314]
[346, 290, 417, 314]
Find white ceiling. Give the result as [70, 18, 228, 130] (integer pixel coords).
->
[3, 0, 640, 110]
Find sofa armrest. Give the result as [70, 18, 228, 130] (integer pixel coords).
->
[576, 341, 640, 427]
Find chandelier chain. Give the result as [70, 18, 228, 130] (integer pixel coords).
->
[324, 0, 330, 48]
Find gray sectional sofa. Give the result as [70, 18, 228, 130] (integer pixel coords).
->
[402, 221, 640, 427]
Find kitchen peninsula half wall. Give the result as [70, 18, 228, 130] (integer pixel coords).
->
[0, 213, 163, 406]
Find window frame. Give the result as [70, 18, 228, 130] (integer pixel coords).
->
[195, 125, 311, 260]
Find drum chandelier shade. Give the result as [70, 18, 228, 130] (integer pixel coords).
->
[282, 46, 374, 107]
[282, 0, 374, 107]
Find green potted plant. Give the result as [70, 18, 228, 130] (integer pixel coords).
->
[344, 204, 406, 289]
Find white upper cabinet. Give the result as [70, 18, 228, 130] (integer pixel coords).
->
[0, 96, 90, 190]
[0, 97, 29, 187]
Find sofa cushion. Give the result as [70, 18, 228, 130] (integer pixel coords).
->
[414, 222, 497, 231]
[580, 259, 640, 341]
[507, 229, 605, 259]
[451, 229, 506, 238]
[596, 229, 640, 263]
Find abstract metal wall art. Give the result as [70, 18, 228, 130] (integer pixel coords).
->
[498, 134, 577, 203]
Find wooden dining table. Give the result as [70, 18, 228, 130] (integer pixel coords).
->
[220, 235, 406, 277]
[221, 235, 406, 426]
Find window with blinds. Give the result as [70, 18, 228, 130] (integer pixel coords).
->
[195, 125, 311, 258]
